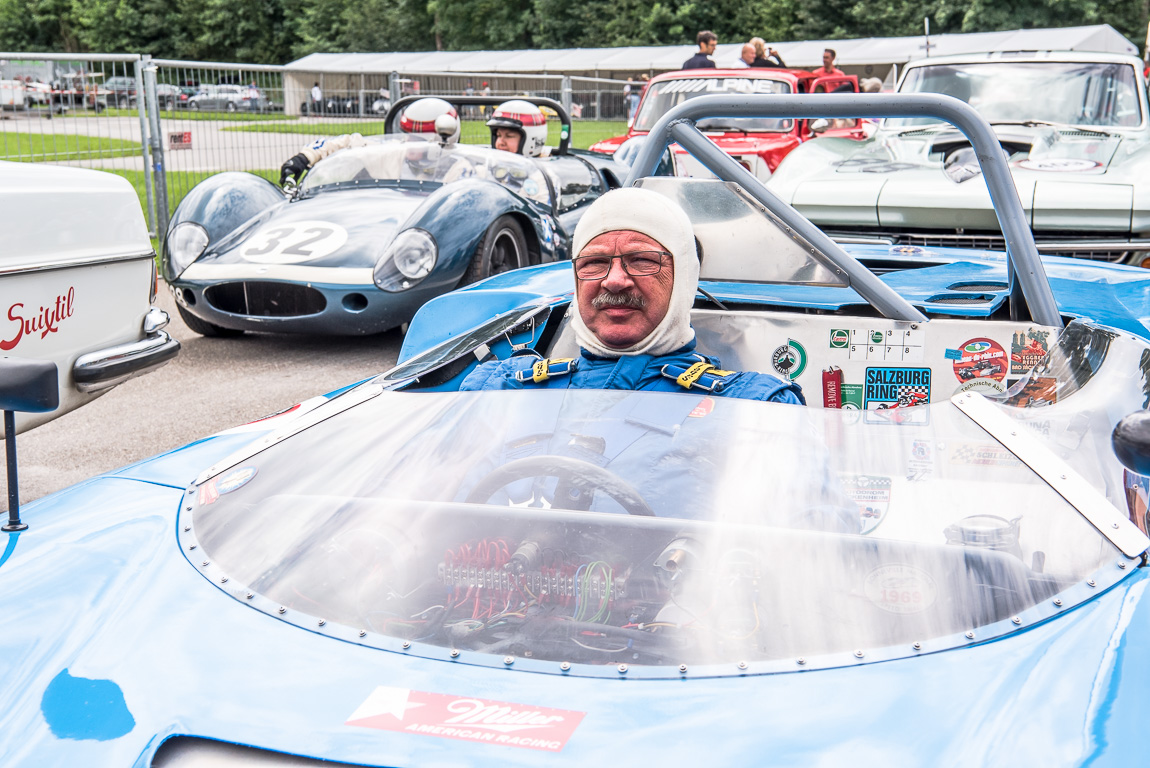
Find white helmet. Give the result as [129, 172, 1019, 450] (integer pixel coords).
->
[487, 100, 548, 157]
[399, 97, 460, 143]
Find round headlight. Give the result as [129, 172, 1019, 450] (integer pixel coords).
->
[168, 222, 209, 277]
[374, 229, 438, 291]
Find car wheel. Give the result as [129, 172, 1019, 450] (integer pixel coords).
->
[176, 304, 245, 338]
[190, 102, 199, 111]
[464, 215, 529, 285]
[226, 102, 237, 113]
[118, 96, 130, 109]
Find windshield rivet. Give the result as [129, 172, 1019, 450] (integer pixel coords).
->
[1087, 579, 1097, 587]
[965, 631, 976, 640]
[617, 664, 628, 674]
[186, 488, 193, 494]
[245, 592, 254, 600]
[184, 506, 192, 511]
[1011, 616, 1022, 625]
[560, 662, 571, 672]
[910, 323, 918, 330]
[277, 606, 286, 614]
[358, 630, 367, 637]
[679, 664, 689, 673]
[1060, 474, 1067, 480]
[795, 657, 806, 666]
[504, 656, 515, 666]
[912, 642, 922, 651]
[450, 649, 460, 658]
[1053, 598, 1063, 607]
[737, 661, 748, 671]
[1112, 523, 1120, 529]
[219, 577, 228, 584]
[188, 544, 196, 550]
[317, 619, 326, 627]
[853, 650, 864, 659]
[201, 560, 209, 567]
[183, 526, 191, 532]
[401, 640, 411, 649]
[1010, 431, 1017, 436]
[1118, 561, 1128, 569]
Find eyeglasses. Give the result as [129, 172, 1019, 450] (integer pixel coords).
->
[573, 251, 670, 280]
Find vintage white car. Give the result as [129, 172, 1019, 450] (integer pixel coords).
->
[768, 51, 1150, 267]
[1, 162, 180, 433]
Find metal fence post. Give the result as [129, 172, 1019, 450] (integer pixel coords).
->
[135, 56, 156, 235]
[142, 63, 170, 241]
[389, 71, 400, 104]
[561, 75, 572, 115]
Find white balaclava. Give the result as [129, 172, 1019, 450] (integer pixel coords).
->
[570, 187, 699, 358]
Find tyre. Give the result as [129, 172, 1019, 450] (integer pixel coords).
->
[177, 304, 245, 338]
[190, 101, 199, 111]
[117, 95, 130, 109]
[463, 215, 529, 285]
[226, 102, 237, 113]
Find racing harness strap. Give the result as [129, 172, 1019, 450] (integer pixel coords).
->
[515, 357, 577, 384]
[660, 356, 736, 392]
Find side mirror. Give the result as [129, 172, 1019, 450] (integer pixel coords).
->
[1, 357, 58, 532]
[1114, 411, 1150, 476]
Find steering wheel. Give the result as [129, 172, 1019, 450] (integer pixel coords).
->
[464, 455, 656, 516]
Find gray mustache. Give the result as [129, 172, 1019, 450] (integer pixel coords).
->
[591, 292, 646, 309]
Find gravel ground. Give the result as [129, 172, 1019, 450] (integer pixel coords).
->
[2, 287, 403, 505]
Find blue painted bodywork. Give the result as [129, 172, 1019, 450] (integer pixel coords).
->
[2, 433, 1147, 765]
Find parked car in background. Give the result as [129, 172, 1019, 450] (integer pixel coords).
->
[0, 79, 28, 110]
[0, 162, 179, 434]
[103, 75, 138, 108]
[154, 83, 183, 110]
[163, 105, 631, 336]
[188, 84, 267, 112]
[590, 68, 865, 181]
[767, 51, 1150, 267]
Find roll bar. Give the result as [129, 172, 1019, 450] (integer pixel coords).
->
[624, 94, 1062, 329]
[384, 95, 572, 156]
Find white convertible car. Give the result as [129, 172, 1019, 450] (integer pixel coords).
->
[768, 51, 1150, 267]
[1, 162, 179, 433]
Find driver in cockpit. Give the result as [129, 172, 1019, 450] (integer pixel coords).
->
[461, 186, 803, 403]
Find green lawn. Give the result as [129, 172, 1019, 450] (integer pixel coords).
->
[223, 119, 630, 150]
[100, 108, 297, 122]
[0, 132, 142, 162]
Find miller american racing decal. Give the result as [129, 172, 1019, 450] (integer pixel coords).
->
[1, 287, 75, 351]
[346, 686, 585, 752]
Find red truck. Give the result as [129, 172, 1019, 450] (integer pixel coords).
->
[591, 68, 866, 181]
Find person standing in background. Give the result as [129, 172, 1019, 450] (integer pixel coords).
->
[682, 31, 718, 69]
[817, 49, 846, 76]
[750, 38, 787, 68]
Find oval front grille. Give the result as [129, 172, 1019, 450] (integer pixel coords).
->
[204, 282, 327, 317]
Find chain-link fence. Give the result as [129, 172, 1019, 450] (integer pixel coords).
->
[1, 52, 632, 240]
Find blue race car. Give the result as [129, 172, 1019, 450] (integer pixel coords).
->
[162, 98, 630, 337]
[4, 93, 1150, 766]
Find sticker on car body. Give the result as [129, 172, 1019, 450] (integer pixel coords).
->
[240, 221, 349, 264]
[346, 686, 585, 752]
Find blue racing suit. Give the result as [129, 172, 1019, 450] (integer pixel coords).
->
[460, 341, 805, 404]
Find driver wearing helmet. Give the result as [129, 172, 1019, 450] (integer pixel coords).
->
[461, 187, 803, 404]
[487, 100, 550, 158]
[278, 97, 468, 185]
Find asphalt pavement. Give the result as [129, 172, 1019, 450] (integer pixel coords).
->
[3, 288, 402, 505]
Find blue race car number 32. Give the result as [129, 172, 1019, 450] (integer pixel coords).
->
[241, 221, 349, 264]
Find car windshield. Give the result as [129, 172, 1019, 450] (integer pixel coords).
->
[634, 77, 793, 132]
[189, 324, 1142, 672]
[889, 61, 1144, 129]
[300, 138, 552, 206]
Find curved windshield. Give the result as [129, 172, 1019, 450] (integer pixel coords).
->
[190, 382, 1129, 670]
[634, 77, 793, 133]
[890, 61, 1144, 129]
[301, 138, 552, 206]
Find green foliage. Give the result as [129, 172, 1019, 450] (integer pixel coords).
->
[0, 0, 1144, 63]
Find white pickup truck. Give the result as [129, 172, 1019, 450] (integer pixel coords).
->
[1, 162, 179, 434]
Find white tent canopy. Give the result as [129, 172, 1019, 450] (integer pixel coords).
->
[286, 24, 1137, 77]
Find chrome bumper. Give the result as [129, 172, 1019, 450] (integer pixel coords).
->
[72, 309, 181, 393]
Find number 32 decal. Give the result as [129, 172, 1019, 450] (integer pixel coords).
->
[241, 221, 349, 264]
